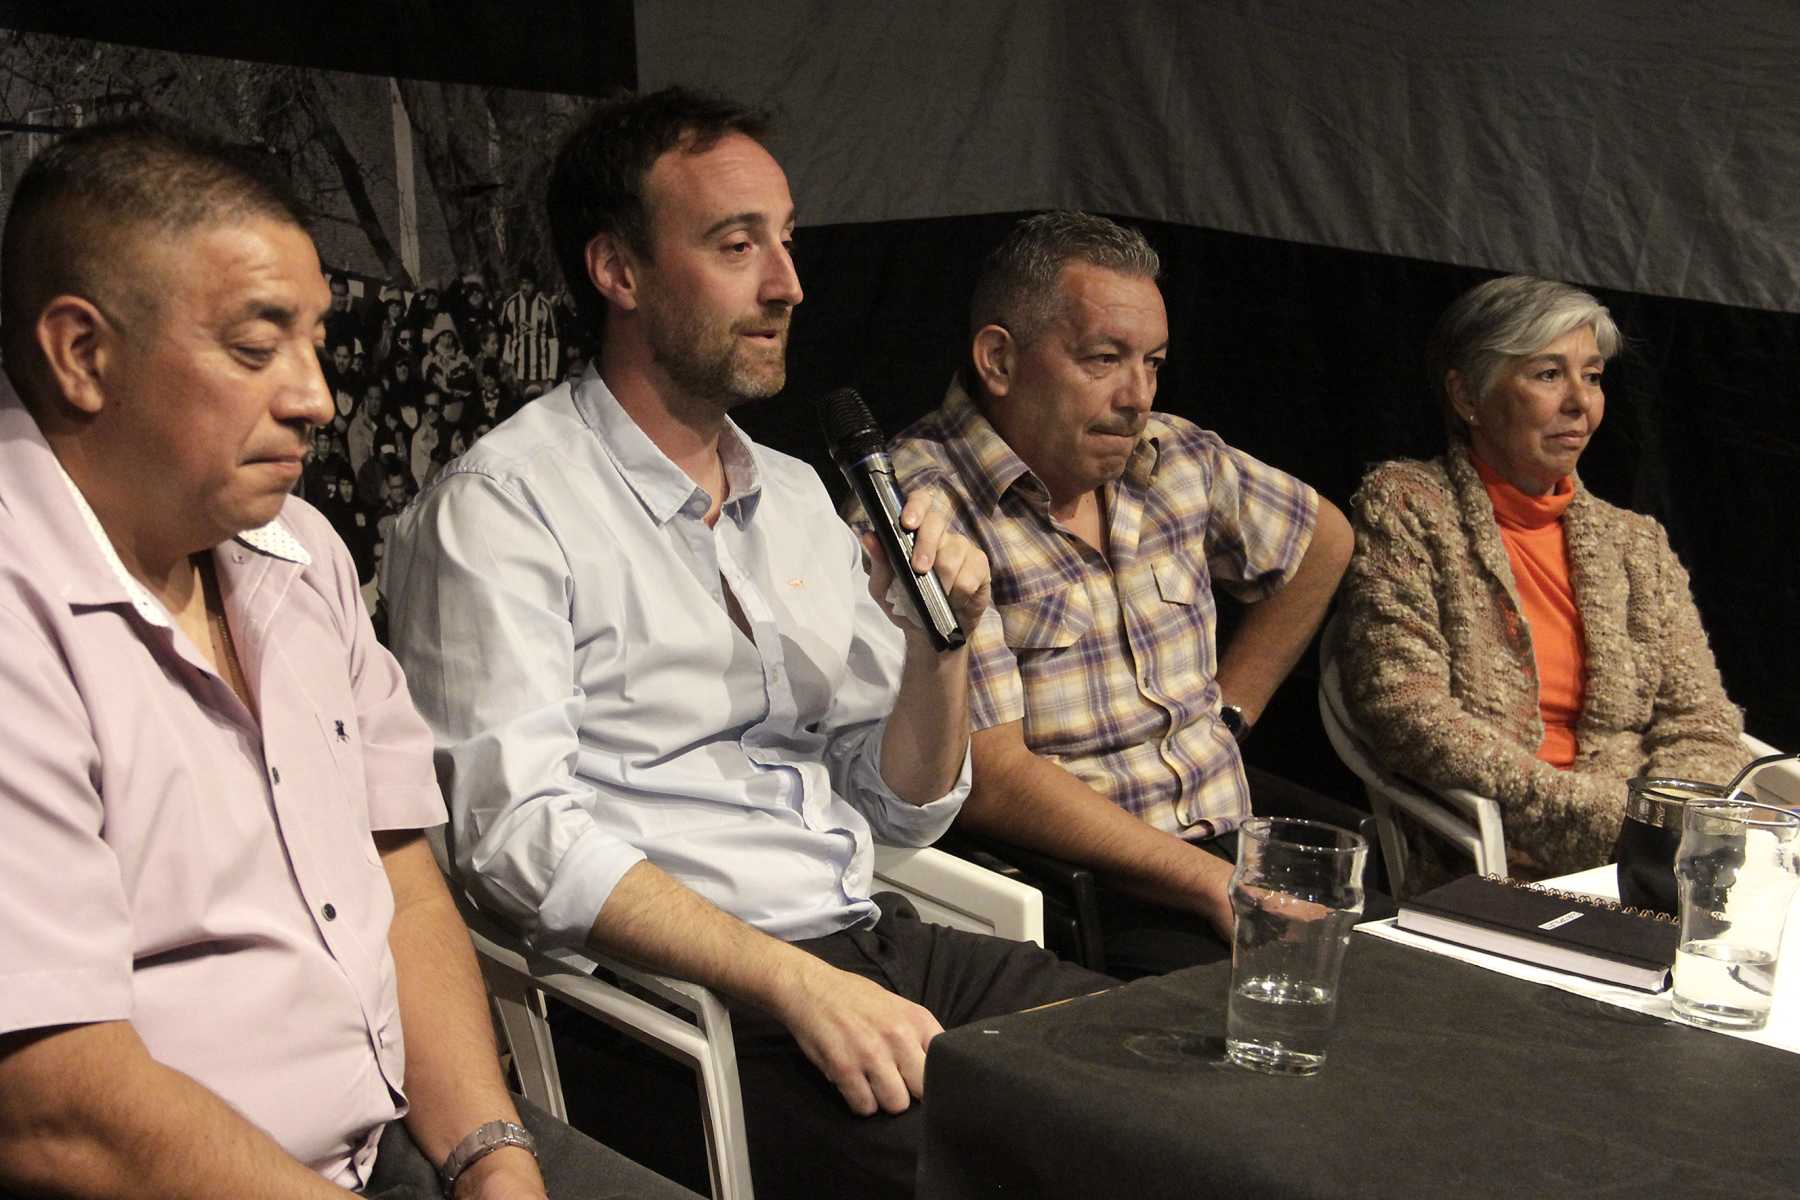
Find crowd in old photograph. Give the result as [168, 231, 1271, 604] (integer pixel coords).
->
[301, 269, 589, 616]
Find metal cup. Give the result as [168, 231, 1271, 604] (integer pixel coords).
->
[1616, 776, 1731, 916]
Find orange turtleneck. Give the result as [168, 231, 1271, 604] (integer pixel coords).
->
[1472, 453, 1585, 768]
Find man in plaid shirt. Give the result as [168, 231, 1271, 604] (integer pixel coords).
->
[882, 212, 1354, 977]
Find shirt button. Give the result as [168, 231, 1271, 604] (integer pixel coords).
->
[271, 767, 282, 785]
[322, 903, 338, 921]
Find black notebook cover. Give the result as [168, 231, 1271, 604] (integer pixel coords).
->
[1397, 873, 1680, 991]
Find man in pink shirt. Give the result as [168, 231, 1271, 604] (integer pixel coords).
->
[0, 118, 693, 1199]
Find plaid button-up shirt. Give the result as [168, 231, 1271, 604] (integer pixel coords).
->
[885, 381, 1318, 838]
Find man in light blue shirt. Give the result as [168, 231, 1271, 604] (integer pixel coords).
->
[384, 87, 1111, 1199]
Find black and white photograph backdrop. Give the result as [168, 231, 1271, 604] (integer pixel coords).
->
[1, 8, 631, 627]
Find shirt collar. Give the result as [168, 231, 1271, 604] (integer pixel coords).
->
[716, 422, 763, 528]
[235, 516, 313, 566]
[54, 468, 169, 626]
[573, 364, 765, 528]
[56, 469, 311, 618]
[938, 378, 1039, 513]
[938, 376, 1163, 511]
[0, 377, 308, 624]
[1122, 427, 1162, 490]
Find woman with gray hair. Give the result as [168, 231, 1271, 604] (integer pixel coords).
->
[1338, 275, 1747, 884]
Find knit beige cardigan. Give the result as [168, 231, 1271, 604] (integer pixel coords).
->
[1340, 443, 1746, 878]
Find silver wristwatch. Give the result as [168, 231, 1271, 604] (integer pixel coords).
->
[438, 1119, 537, 1195]
[1219, 703, 1251, 744]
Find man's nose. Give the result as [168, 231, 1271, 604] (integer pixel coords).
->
[286, 346, 334, 428]
[1120, 363, 1156, 412]
[762, 240, 803, 308]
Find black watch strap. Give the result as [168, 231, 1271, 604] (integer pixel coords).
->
[1219, 703, 1251, 744]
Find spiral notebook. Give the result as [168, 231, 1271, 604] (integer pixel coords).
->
[1397, 874, 1680, 992]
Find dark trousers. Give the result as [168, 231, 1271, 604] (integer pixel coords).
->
[1097, 766, 1395, 979]
[0, 1097, 696, 1200]
[552, 896, 1116, 1200]
[363, 1096, 699, 1198]
[1094, 832, 1238, 980]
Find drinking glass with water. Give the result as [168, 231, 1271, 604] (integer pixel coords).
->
[1225, 817, 1368, 1075]
[1671, 798, 1800, 1031]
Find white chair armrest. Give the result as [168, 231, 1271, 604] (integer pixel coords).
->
[468, 921, 722, 1073]
[1371, 781, 1481, 851]
[454, 894, 755, 1200]
[1437, 787, 1506, 876]
[1317, 613, 1509, 887]
[1743, 734, 1781, 758]
[872, 844, 1045, 947]
[1741, 733, 1800, 808]
[1438, 787, 1495, 819]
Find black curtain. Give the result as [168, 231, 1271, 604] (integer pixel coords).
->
[11, 0, 1792, 768]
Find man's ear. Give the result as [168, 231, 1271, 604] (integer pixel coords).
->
[586, 232, 640, 313]
[34, 296, 112, 416]
[971, 324, 1015, 399]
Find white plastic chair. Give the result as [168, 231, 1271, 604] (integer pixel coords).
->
[1316, 624, 1504, 899]
[427, 829, 1043, 1200]
[1741, 734, 1800, 809]
[1318, 613, 1795, 897]
[871, 842, 1045, 945]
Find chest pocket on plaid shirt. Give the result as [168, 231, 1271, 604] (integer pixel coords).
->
[998, 585, 1093, 653]
[1154, 559, 1200, 605]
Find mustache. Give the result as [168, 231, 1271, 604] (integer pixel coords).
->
[1091, 418, 1147, 438]
[733, 309, 792, 337]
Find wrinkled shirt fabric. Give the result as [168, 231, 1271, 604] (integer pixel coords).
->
[883, 380, 1317, 838]
[0, 378, 445, 1188]
[383, 368, 965, 960]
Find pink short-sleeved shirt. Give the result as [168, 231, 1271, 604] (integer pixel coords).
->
[0, 384, 446, 1187]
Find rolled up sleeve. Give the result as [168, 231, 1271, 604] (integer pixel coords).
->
[818, 519, 967, 846]
[383, 472, 644, 948]
[860, 731, 968, 845]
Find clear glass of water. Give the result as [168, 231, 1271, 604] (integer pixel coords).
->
[1671, 798, 1800, 1031]
[1225, 817, 1368, 1075]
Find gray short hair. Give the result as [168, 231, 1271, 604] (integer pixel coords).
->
[1426, 275, 1622, 437]
[3, 116, 305, 346]
[969, 211, 1161, 346]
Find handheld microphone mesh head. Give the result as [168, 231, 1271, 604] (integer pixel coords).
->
[817, 387, 885, 460]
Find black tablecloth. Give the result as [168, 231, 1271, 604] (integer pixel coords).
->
[918, 933, 1797, 1199]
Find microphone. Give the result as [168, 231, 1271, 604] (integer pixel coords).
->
[817, 387, 966, 651]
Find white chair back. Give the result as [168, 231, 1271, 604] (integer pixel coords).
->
[1316, 612, 1507, 895]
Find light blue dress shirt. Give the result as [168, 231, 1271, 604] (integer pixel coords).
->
[384, 369, 966, 953]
